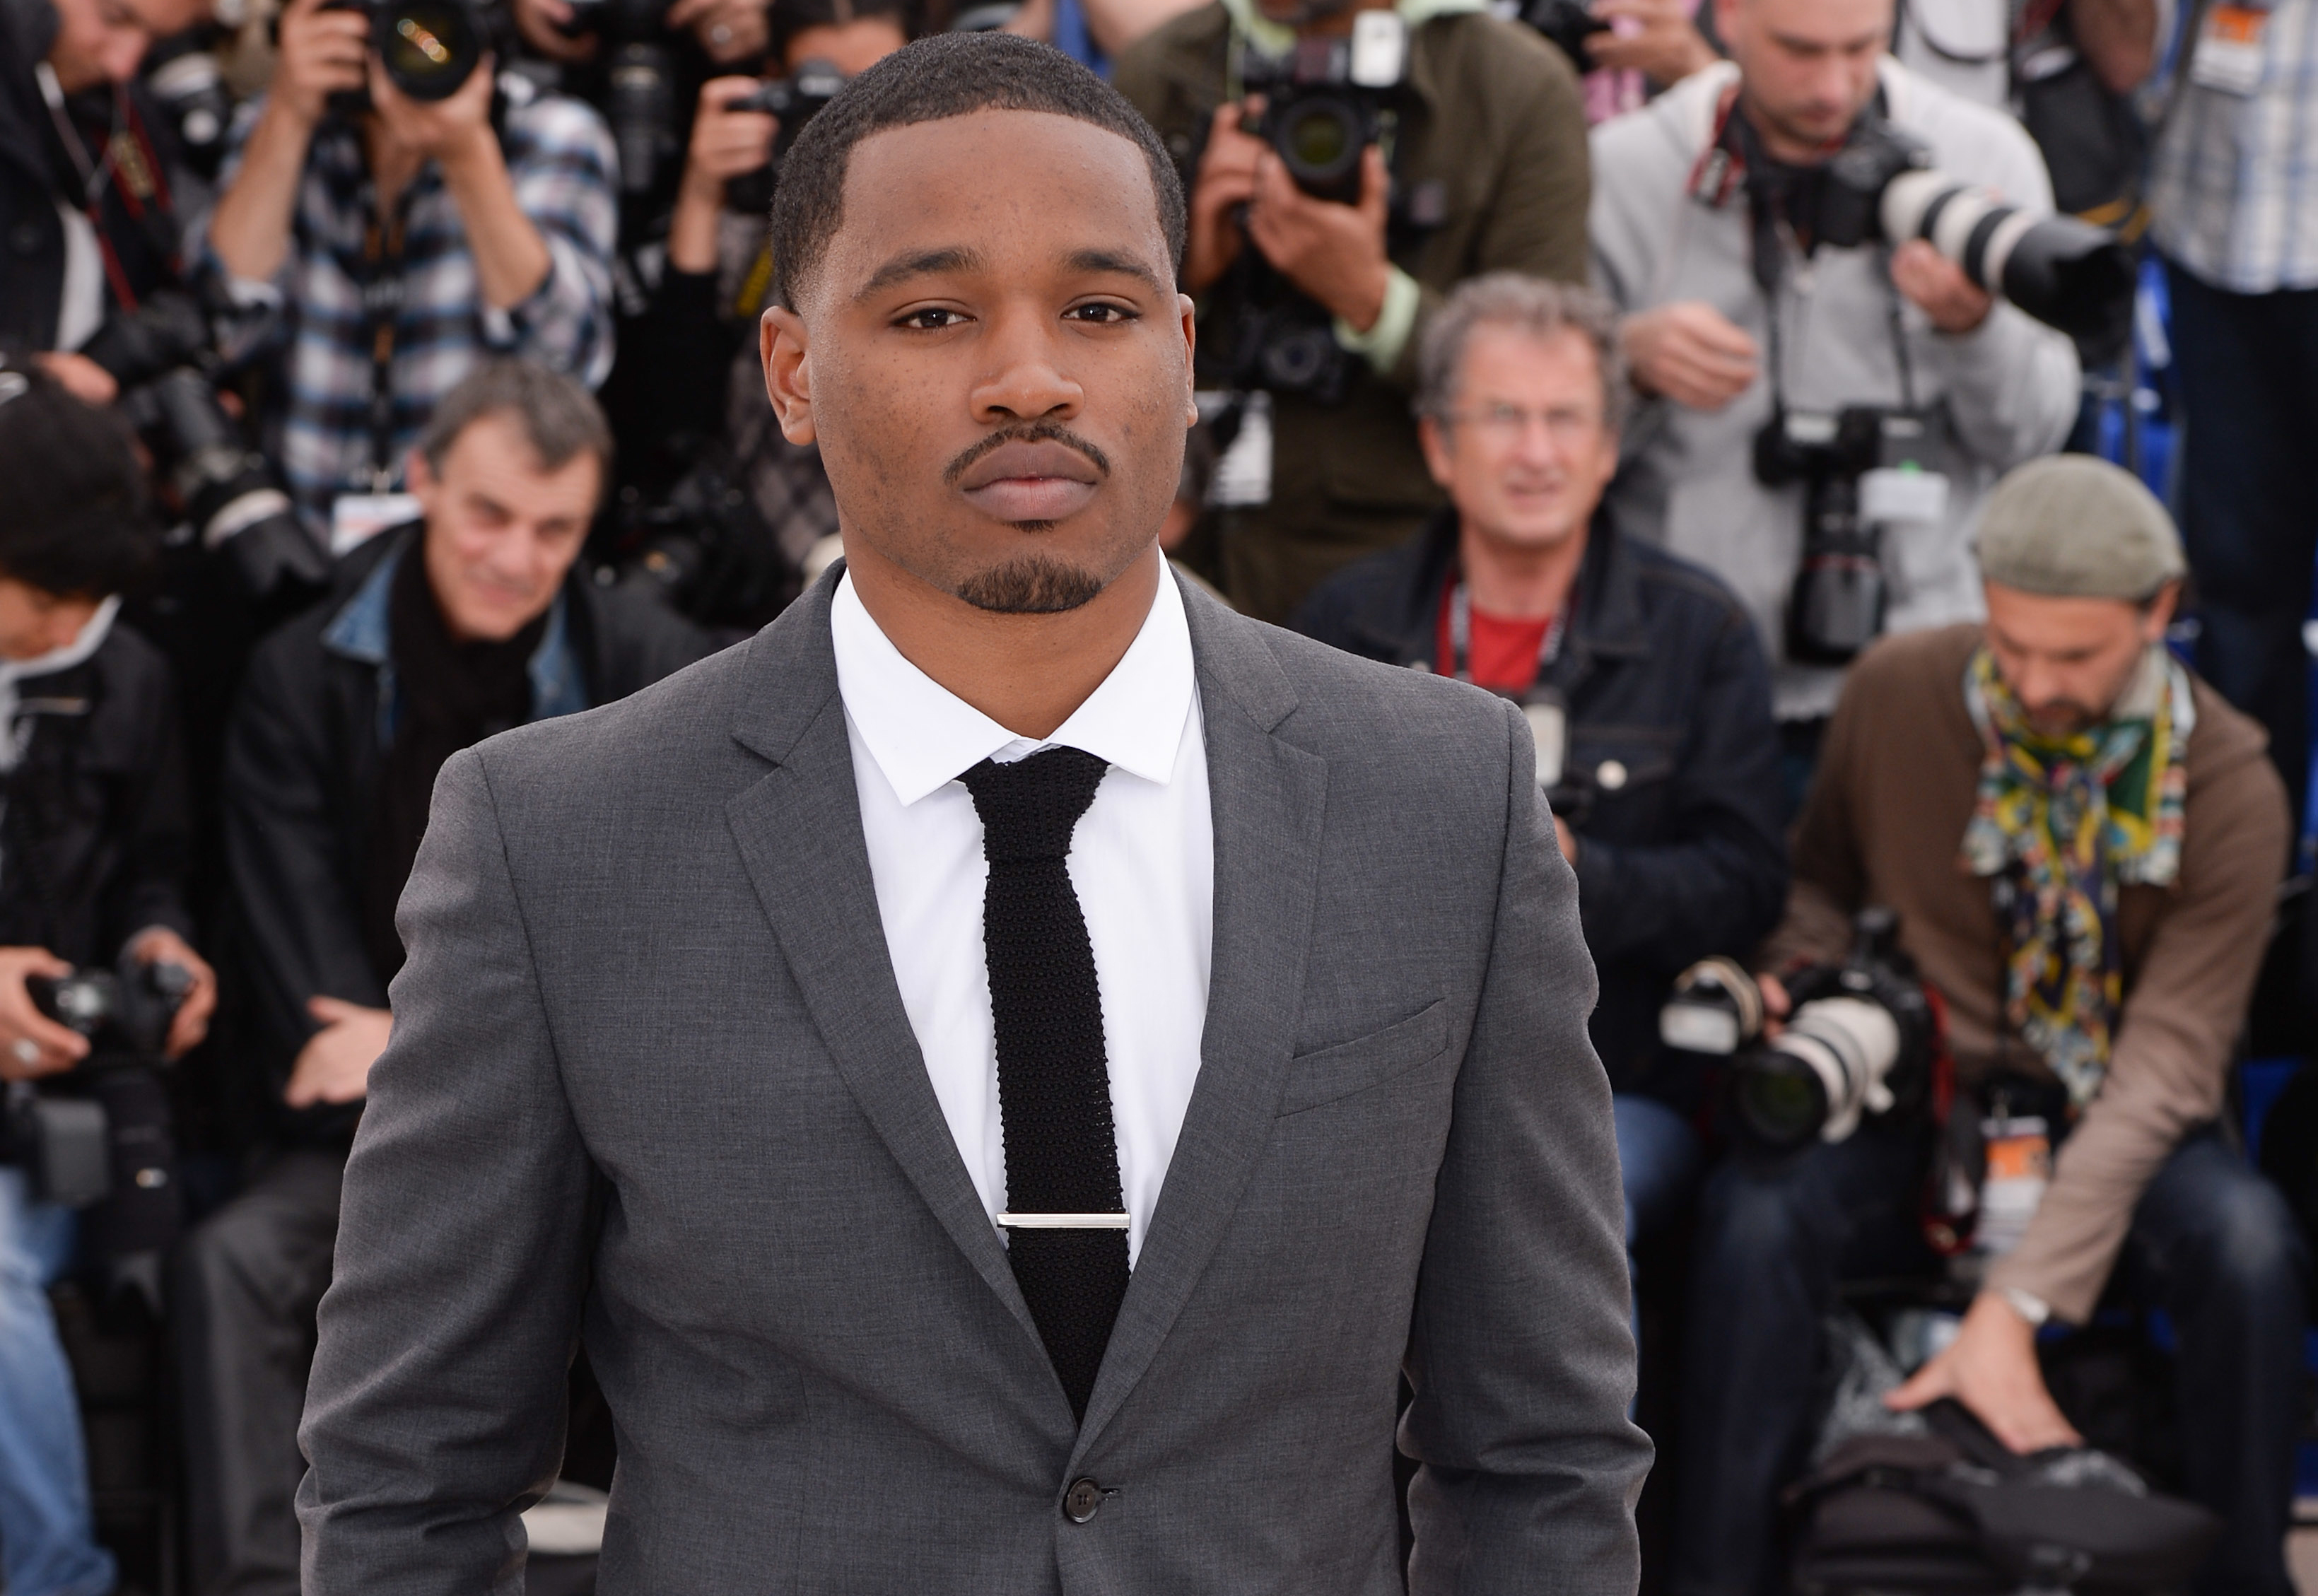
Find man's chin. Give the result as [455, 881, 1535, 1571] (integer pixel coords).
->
[954, 554, 1108, 615]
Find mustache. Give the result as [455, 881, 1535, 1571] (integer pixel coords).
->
[941, 420, 1113, 487]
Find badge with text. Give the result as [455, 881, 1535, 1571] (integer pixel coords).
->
[2190, 4, 2271, 95]
[330, 493, 421, 556]
[1974, 1115, 2052, 1257]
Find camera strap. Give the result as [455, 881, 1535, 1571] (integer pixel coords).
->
[1447, 578, 1571, 789]
[33, 66, 176, 319]
[358, 193, 414, 492]
[1726, 99, 1922, 421]
[1446, 579, 1567, 689]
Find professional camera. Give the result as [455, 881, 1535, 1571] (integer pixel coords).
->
[320, 0, 493, 100]
[722, 58, 849, 216]
[1239, 11, 1407, 205]
[4, 956, 192, 1308]
[1816, 117, 2135, 351]
[1753, 404, 1943, 664]
[554, 0, 679, 199]
[144, 30, 235, 179]
[1517, 0, 1609, 69]
[30, 957, 196, 1062]
[607, 457, 795, 630]
[80, 294, 332, 601]
[1661, 908, 1939, 1149]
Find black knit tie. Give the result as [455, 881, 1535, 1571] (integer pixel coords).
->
[961, 746, 1128, 1421]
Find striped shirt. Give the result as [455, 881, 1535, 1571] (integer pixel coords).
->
[194, 88, 619, 535]
[2148, 0, 2318, 293]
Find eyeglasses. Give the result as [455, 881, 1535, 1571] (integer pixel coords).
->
[1441, 402, 1604, 445]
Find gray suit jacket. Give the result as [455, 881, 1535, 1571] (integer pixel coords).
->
[297, 569, 1650, 1595]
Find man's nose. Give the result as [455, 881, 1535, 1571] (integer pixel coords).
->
[968, 304, 1083, 423]
[104, 29, 151, 82]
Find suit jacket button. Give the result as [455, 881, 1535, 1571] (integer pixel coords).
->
[1063, 1478, 1104, 1523]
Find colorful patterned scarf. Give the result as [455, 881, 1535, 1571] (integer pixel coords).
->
[1959, 645, 2194, 1107]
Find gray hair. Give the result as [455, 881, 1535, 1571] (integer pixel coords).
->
[416, 358, 614, 479]
[1415, 273, 1629, 436]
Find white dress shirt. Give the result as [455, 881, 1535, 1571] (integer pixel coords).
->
[831, 567, 1212, 1266]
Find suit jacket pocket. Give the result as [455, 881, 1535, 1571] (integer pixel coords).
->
[1277, 1000, 1451, 1116]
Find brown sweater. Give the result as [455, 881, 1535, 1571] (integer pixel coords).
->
[1761, 623, 2288, 1322]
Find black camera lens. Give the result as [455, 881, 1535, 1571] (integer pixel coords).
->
[1273, 97, 1362, 201]
[373, 0, 484, 100]
[1735, 1052, 1830, 1149]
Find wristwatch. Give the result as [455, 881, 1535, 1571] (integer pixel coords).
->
[1996, 1284, 2051, 1328]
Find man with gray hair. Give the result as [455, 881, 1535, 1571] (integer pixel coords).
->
[1295, 271, 1787, 1308]
[1694, 454, 2304, 1596]
[172, 358, 712, 1596]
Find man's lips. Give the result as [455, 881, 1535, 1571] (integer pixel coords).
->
[954, 440, 1104, 522]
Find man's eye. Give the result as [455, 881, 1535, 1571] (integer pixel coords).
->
[896, 307, 965, 330]
[1065, 303, 1136, 324]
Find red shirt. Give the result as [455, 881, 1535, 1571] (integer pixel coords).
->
[1437, 586, 1555, 694]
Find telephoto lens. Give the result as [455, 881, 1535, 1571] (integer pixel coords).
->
[144, 33, 235, 178]
[1241, 11, 1406, 205]
[1878, 169, 2136, 347]
[609, 40, 678, 196]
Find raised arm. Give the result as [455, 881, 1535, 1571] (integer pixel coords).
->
[298, 747, 597, 1593]
[1403, 697, 1651, 1595]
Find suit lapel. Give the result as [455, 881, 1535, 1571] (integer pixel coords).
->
[722, 577, 1041, 1349]
[1073, 584, 1327, 1455]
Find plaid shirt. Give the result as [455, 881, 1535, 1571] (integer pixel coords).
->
[194, 89, 618, 534]
[2149, 0, 2318, 293]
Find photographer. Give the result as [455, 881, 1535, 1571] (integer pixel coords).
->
[194, 0, 616, 542]
[0, 0, 205, 397]
[1678, 457, 2302, 1596]
[1590, 0, 2078, 769]
[1294, 274, 1784, 1305]
[1114, 0, 1590, 623]
[0, 365, 214, 1596]
[174, 360, 706, 1596]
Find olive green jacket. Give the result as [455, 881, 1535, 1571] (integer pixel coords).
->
[1116, 4, 1590, 621]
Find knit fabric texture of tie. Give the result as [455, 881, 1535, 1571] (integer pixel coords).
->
[960, 745, 1128, 1421]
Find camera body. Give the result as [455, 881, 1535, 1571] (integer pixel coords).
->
[144, 32, 235, 180]
[81, 295, 330, 601]
[722, 59, 850, 217]
[1239, 11, 1407, 205]
[1518, 0, 1609, 69]
[1661, 908, 1938, 1150]
[1752, 404, 1938, 664]
[1816, 117, 2134, 349]
[4, 955, 192, 1216]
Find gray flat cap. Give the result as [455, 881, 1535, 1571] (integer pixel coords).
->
[1975, 454, 2186, 601]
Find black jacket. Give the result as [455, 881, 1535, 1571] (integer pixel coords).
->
[224, 527, 716, 1130]
[0, 0, 185, 354]
[1293, 510, 1788, 1099]
[0, 618, 194, 966]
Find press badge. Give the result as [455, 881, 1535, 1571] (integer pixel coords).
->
[1974, 1115, 2052, 1257]
[1202, 390, 1273, 509]
[1524, 700, 1567, 790]
[2189, 4, 2271, 95]
[330, 493, 421, 556]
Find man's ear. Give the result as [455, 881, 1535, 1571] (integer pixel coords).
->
[1417, 414, 1454, 491]
[763, 307, 818, 447]
[405, 446, 436, 500]
[2142, 577, 2182, 640]
[1178, 291, 1199, 430]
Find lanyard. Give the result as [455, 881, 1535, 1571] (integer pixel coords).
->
[1447, 580, 1567, 693]
[358, 196, 411, 491]
[34, 64, 173, 317]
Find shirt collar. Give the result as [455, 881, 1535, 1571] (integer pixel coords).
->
[831, 561, 1196, 807]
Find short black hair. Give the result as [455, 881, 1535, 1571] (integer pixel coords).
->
[0, 365, 158, 599]
[768, 32, 1186, 310]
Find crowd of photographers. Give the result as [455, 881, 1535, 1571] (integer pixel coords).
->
[0, 0, 2312, 1580]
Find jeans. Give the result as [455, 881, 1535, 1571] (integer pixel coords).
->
[0, 1168, 115, 1596]
[1671, 1125, 2307, 1596]
[176, 1149, 346, 1596]
[2165, 259, 2318, 830]
[1615, 1093, 1700, 1297]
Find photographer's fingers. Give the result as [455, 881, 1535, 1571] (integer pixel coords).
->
[166, 963, 218, 1060]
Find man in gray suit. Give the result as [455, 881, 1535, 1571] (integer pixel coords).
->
[297, 32, 1649, 1595]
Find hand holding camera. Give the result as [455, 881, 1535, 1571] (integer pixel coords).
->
[669, 75, 778, 271]
[367, 42, 501, 165]
[1885, 1289, 2084, 1455]
[1576, 0, 1718, 86]
[122, 928, 218, 1061]
[1184, 98, 1268, 295]
[274, 0, 375, 127]
[0, 949, 93, 1080]
[1245, 141, 1392, 334]
[665, 0, 769, 64]
[1888, 238, 1994, 335]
